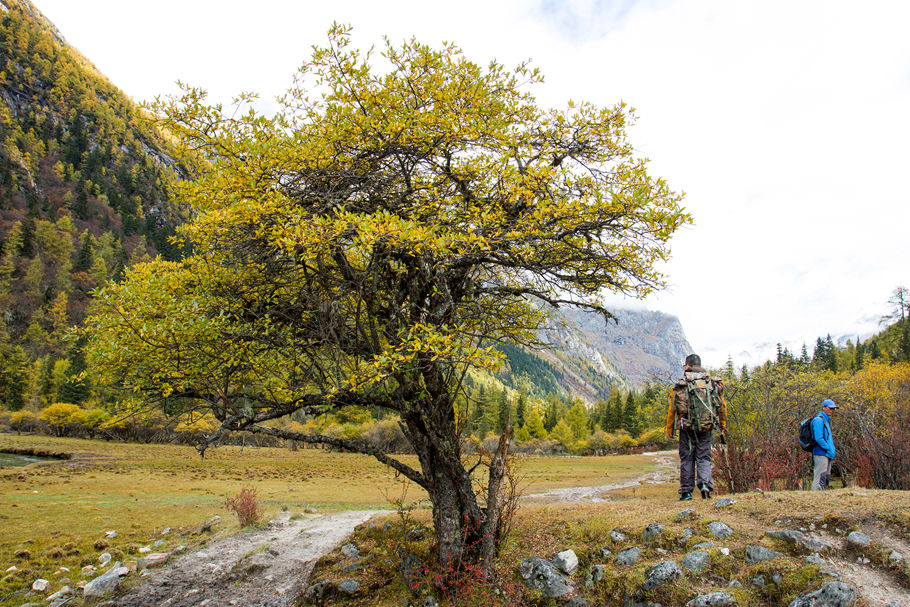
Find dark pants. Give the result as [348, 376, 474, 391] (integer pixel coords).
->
[679, 428, 713, 495]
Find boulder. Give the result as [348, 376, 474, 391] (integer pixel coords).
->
[614, 547, 641, 568]
[642, 560, 681, 591]
[675, 508, 696, 522]
[708, 522, 733, 539]
[846, 532, 871, 549]
[337, 579, 360, 594]
[340, 543, 360, 559]
[83, 567, 128, 598]
[787, 581, 859, 606]
[517, 557, 574, 598]
[553, 549, 578, 575]
[686, 592, 737, 607]
[746, 545, 783, 563]
[137, 552, 170, 571]
[681, 551, 710, 573]
[766, 529, 833, 553]
[692, 541, 714, 550]
[642, 523, 664, 543]
[714, 498, 736, 508]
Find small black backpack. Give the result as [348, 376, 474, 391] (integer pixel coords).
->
[798, 416, 818, 452]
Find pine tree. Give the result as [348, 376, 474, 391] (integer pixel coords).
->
[57, 339, 90, 404]
[515, 392, 527, 429]
[496, 389, 510, 434]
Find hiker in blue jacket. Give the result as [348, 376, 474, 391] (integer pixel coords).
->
[810, 399, 837, 490]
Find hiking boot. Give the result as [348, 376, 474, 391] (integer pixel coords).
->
[679, 492, 692, 501]
[700, 488, 712, 500]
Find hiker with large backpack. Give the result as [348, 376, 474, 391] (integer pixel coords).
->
[804, 399, 838, 490]
[665, 353, 727, 501]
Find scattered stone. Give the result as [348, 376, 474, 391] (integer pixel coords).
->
[303, 580, 334, 602]
[337, 579, 360, 595]
[200, 515, 221, 532]
[888, 550, 903, 564]
[267, 547, 280, 557]
[98, 553, 112, 566]
[138, 546, 152, 554]
[173, 545, 187, 554]
[400, 552, 423, 593]
[517, 557, 574, 598]
[83, 567, 128, 598]
[405, 528, 425, 541]
[746, 545, 783, 563]
[806, 554, 827, 567]
[31, 579, 49, 592]
[161, 527, 170, 535]
[553, 549, 579, 575]
[820, 570, 840, 579]
[681, 527, 694, 542]
[692, 541, 714, 550]
[137, 552, 169, 571]
[424, 598, 439, 607]
[105, 531, 117, 539]
[720, 547, 730, 556]
[304, 507, 319, 514]
[565, 599, 588, 607]
[611, 530, 627, 543]
[614, 547, 641, 568]
[681, 551, 710, 573]
[341, 543, 360, 558]
[642, 560, 681, 591]
[686, 592, 736, 607]
[600, 546, 612, 558]
[728, 579, 742, 588]
[5, 565, 17, 573]
[750, 575, 766, 587]
[675, 509, 696, 522]
[766, 529, 805, 545]
[846, 532, 871, 549]
[585, 564, 605, 589]
[642, 523, 664, 543]
[45, 586, 72, 602]
[754, 487, 765, 495]
[714, 498, 736, 508]
[787, 581, 858, 606]
[771, 571, 783, 586]
[153, 539, 165, 548]
[708, 522, 733, 539]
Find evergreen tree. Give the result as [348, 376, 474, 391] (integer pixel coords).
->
[515, 392, 527, 429]
[495, 389, 510, 434]
[622, 392, 644, 438]
[57, 339, 89, 404]
[565, 400, 588, 440]
[0, 344, 28, 410]
[854, 338, 864, 370]
[525, 407, 547, 439]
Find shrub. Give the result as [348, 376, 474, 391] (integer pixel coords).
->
[225, 485, 262, 527]
[38, 402, 83, 437]
[7, 409, 37, 434]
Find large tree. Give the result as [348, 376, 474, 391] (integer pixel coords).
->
[83, 27, 688, 571]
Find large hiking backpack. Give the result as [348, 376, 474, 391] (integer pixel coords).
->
[673, 371, 723, 432]
[799, 416, 818, 452]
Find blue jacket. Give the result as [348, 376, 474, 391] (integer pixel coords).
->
[811, 411, 835, 459]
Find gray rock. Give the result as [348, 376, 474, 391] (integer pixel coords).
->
[772, 571, 783, 586]
[566, 600, 588, 607]
[787, 581, 859, 606]
[766, 529, 833, 553]
[303, 580, 333, 602]
[681, 551, 710, 573]
[806, 554, 827, 567]
[888, 550, 903, 564]
[622, 595, 663, 607]
[846, 532, 871, 549]
[803, 536, 835, 553]
[137, 552, 169, 571]
[553, 549, 578, 575]
[614, 547, 641, 568]
[821, 570, 841, 578]
[424, 598, 439, 607]
[98, 553, 112, 566]
[728, 579, 742, 588]
[517, 557, 574, 598]
[585, 564, 605, 589]
[45, 586, 72, 602]
[675, 508, 696, 522]
[341, 542, 360, 558]
[31, 579, 49, 592]
[105, 530, 118, 539]
[708, 522, 733, 539]
[406, 528, 425, 541]
[681, 527, 695, 542]
[200, 515, 221, 532]
[686, 592, 736, 607]
[750, 575, 766, 587]
[692, 541, 714, 550]
[81, 565, 96, 577]
[400, 552, 423, 593]
[746, 545, 783, 563]
[600, 546, 612, 558]
[611, 530, 627, 543]
[83, 567, 128, 598]
[337, 579, 360, 594]
[642, 560, 681, 591]
[642, 523, 664, 543]
[153, 539, 164, 547]
[714, 498, 736, 508]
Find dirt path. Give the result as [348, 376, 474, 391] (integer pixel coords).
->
[523, 450, 676, 502]
[811, 528, 907, 606]
[105, 510, 386, 607]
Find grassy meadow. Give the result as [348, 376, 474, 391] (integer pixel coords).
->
[0, 434, 660, 606]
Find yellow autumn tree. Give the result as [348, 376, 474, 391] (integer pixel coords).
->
[83, 26, 688, 571]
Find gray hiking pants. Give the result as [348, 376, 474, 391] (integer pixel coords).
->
[812, 455, 832, 491]
[679, 428, 713, 495]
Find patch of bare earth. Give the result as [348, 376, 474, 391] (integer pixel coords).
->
[813, 529, 908, 606]
[105, 510, 386, 607]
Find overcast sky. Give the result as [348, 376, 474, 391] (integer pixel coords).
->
[28, 0, 910, 367]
